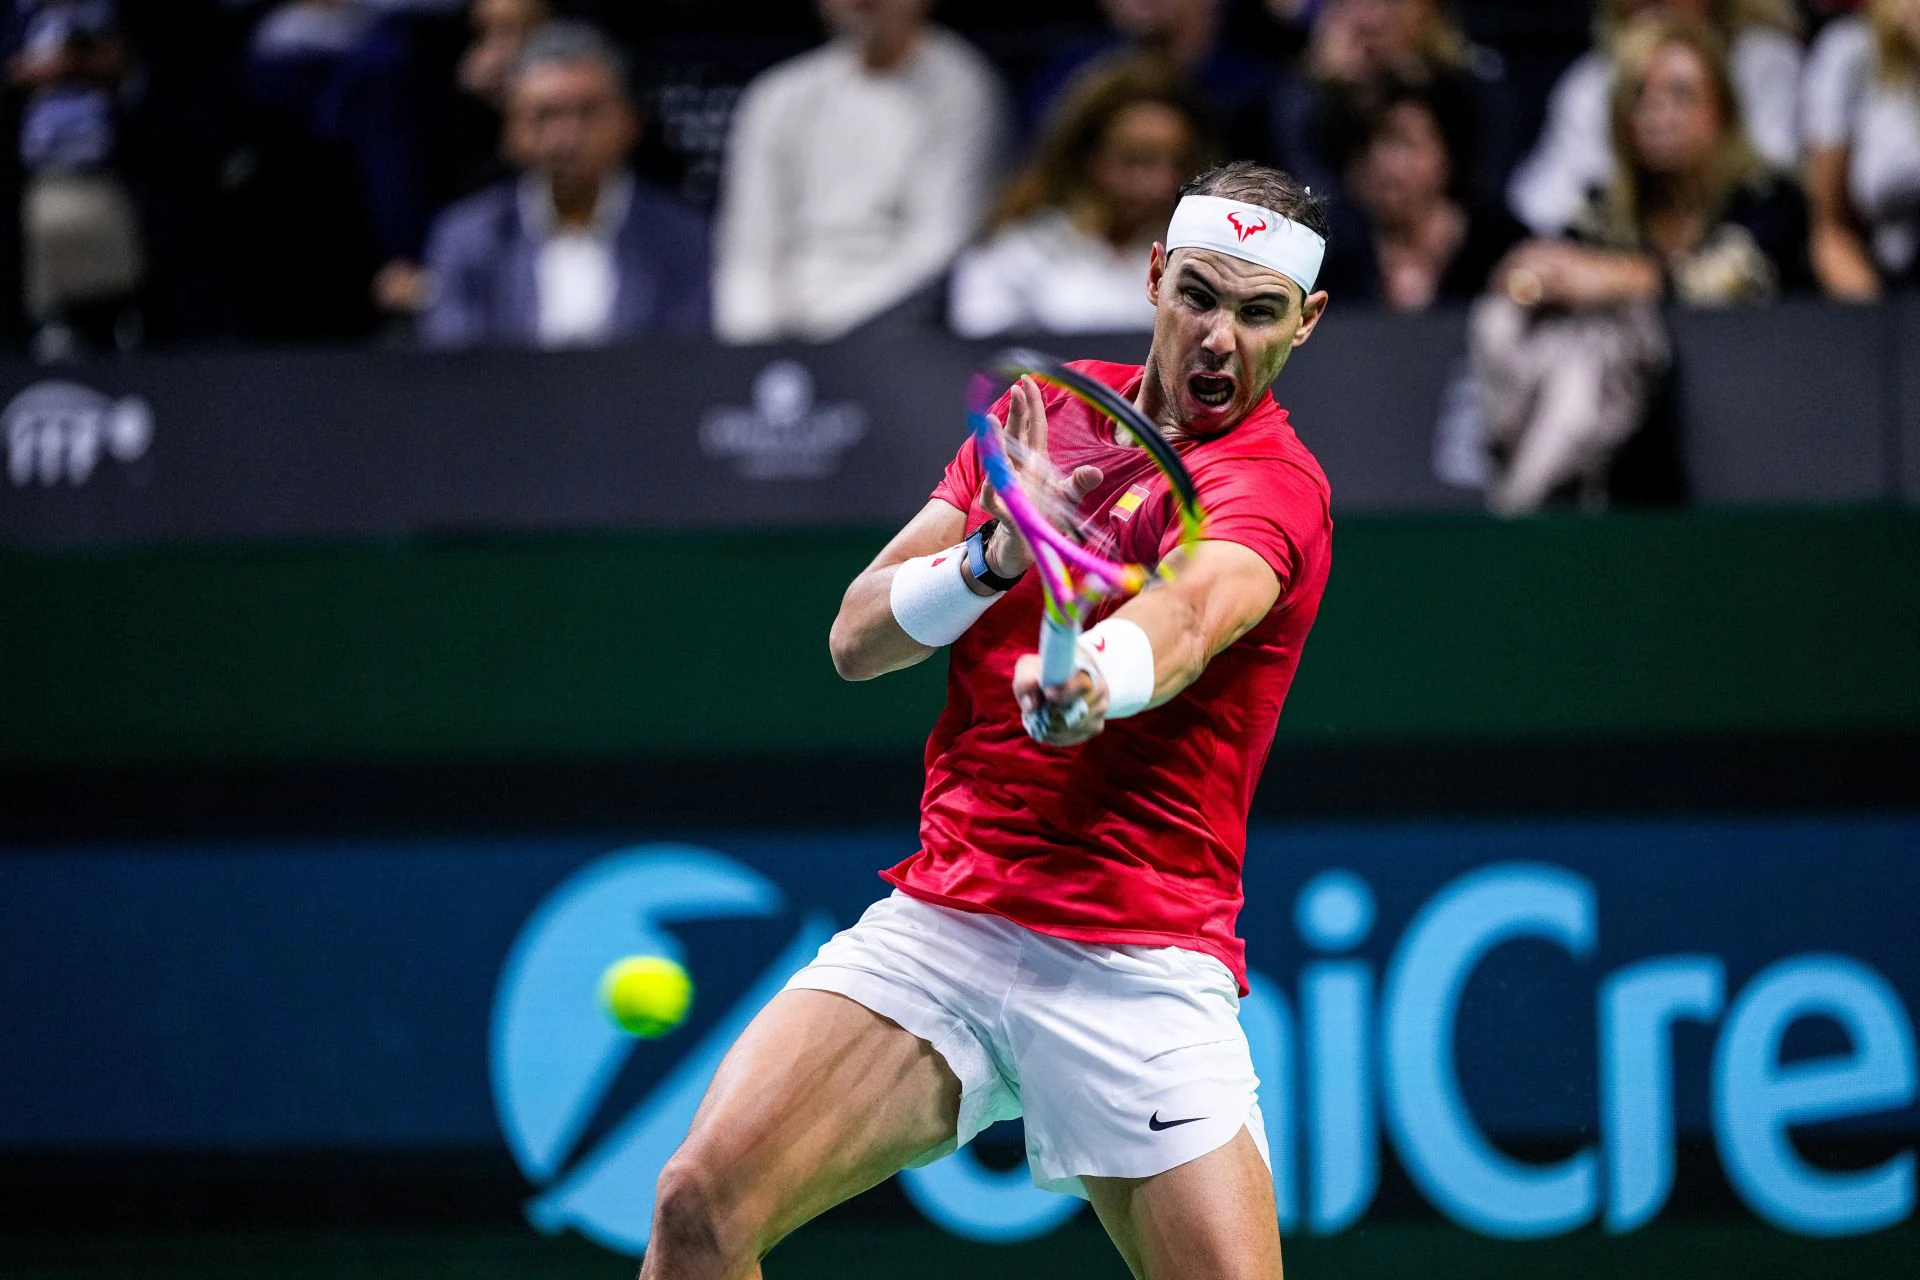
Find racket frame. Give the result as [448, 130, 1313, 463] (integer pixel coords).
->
[966, 348, 1205, 735]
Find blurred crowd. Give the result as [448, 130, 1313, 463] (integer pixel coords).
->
[7, 0, 1919, 506]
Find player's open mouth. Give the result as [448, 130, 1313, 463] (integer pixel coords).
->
[1188, 373, 1234, 408]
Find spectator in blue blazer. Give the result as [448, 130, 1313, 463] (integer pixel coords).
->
[420, 20, 709, 348]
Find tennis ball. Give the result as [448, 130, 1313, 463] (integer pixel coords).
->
[599, 955, 694, 1038]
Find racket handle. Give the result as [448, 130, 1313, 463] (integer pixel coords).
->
[1039, 614, 1080, 688]
[1025, 617, 1088, 743]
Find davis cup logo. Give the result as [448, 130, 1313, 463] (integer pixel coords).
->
[489, 846, 837, 1255]
[488, 844, 1076, 1257]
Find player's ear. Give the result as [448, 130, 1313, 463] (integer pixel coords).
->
[1292, 289, 1329, 348]
[1146, 243, 1167, 306]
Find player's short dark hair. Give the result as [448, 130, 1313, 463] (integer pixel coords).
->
[1179, 161, 1331, 243]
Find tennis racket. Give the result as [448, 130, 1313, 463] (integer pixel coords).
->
[968, 348, 1206, 742]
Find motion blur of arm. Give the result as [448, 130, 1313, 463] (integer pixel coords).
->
[712, 75, 790, 343]
[1806, 146, 1882, 301]
[1013, 541, 1280, 747]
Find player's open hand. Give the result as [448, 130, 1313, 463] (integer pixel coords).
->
[1013, 654, 1108, 748]
[979, 376, 1103, 581]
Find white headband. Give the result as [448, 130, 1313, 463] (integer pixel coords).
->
[1165, 194, 1326, 294]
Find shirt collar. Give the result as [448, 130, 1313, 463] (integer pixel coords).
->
[518, 171, 634, 242]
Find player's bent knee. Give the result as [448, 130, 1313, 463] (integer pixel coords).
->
[648, 1151, 759, 1271]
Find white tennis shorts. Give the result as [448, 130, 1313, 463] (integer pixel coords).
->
[783, 890, 1270, 1198]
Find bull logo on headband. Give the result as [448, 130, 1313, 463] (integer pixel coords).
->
[1226, 211, 1268, 242]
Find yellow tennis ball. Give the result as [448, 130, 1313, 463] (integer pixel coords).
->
[599, 955, 693, 1038]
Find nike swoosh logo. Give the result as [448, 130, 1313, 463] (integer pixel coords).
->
[1148, 1111, 1207, 1132]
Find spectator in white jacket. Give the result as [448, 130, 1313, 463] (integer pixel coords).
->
[949, 54, 1215, 338]
[1508, 0, 1803, 234]
[713, 0, 1007, 343]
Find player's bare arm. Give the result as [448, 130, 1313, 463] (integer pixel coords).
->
[829, 377, 1101, 682]
[1014, 540, 1281, 748]
[827, 499, 969, 681]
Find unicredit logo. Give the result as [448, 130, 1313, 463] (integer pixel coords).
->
[492, 849, 1919, 1258]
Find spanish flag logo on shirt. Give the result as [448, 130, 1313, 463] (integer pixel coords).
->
[1110, 482, 1152, 523]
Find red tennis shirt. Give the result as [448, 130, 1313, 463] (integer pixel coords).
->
[881, 360, 1333, 992]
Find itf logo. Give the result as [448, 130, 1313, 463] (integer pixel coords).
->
[4, 380, 152, 487]
[490, 845, 836, 1256]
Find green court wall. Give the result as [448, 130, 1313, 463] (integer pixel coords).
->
[2, 508, 1915, 765]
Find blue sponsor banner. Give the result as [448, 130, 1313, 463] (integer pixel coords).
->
[2, 816, 1916, 1253]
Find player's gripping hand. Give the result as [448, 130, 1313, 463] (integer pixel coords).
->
[979, 376, 1103, 580]
[1013, 655, 1109, 748]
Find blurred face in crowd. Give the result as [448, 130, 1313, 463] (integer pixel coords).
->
[506, 57, 638, 198]
[819, 0, 932, 64]
[1628, 40, 1724, 177]
[1088, 101, 1197, 238]
[1327, 0, 1438, 69]
[1102, 0, 1218, 41]
[1348, 99, 1452, 227]
[460, 0, 551, 106]
[1143, 244, 1325, 436]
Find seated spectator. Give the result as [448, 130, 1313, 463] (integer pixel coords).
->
[713, 0, 1006, 343]
[1025, 0, 1269, 137]
[12, 0, 143, 355]
[950, 56, 1215, 337]
[1259, 0, 1512, 213]
[1509, 0, 1804, 235]
[419, 20, 710, 348]
[1474, 14, 1808, 515]
[1317, 78, 1527, 310]
[1259, 0, 1518, 212]
[1802, 0, 1920, 298]
[375, 0, 553, 315]
[1540, 16, 1811, 304]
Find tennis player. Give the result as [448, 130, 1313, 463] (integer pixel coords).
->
[640, 160, 1332, 1280]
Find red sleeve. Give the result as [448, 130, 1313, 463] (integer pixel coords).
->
[930, 388, 1011, 513]
[1159, 454, 1331, 595]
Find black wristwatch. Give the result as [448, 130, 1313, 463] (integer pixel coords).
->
[966, 518, 1025, 593]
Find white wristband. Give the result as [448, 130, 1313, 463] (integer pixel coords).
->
[890, 546, 998, 647]
[1078, 617, 1156, 719]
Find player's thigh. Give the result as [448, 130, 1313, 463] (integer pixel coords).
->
[1083, 1127, 1283, 1280]
[671, 987, 961, 1242]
